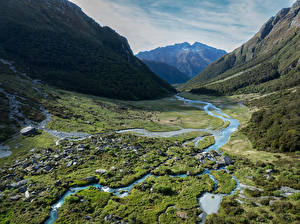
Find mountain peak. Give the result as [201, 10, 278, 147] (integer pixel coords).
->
[182, 2, 300, 88]
[137, 42, 226, 78]
[293, 0, 300, 8]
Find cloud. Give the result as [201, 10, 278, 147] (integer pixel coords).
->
[69, 0, 293, 53]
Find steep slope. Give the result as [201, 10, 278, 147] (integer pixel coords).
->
[136, 42, 226, 78]
[0, 0, 175, 100]
[183, 1, 300, 89]
[141, 60, 190, 84]
[182, 1, 300, 153]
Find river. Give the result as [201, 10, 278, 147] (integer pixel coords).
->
[45, 95, 240, 224]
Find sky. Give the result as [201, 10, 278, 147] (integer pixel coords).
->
[69, 0, 295, 54]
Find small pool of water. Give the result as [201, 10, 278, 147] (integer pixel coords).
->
[45, 95, 241, 224]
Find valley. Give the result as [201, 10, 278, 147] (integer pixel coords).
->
[0, 59, 299, 224]
[0, 0, 299, 224]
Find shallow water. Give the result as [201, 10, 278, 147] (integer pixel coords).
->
[45, 95, 240, 224]
[117, 128, 214, 138]
[0, 145, 12, 159]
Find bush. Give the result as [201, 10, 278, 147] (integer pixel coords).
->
[153, 183, 174, 195]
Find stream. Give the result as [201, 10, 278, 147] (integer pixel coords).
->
[0, 59, 92, 159]
[45, 95, 240, 224]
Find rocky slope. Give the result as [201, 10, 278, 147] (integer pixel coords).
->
[182, 0, 300, 88]
[0, 0, 175, 100]
[181, 1, 300, 153]
[141, 60, 190, 84]
[137, 42, 226, 78]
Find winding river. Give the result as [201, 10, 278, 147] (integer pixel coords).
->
[45, 95, 240, 224]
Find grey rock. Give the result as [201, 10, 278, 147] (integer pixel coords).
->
[10, 195, 22, 201]
[84, 216, 92, 220]
[279, 186, 300, 197]
[95, 169, 107, 174]
[96, 146, 104, 152]
[81, 176, 97, 184]
[44, 166, 52, 171]
[293, 0, 300, 8]
[11, 179, 28, 188]
[77, 144, 86, 150]
[217, 156, 233, 166]
[55, 180, 62, 186]
[33, 165, 41, 171]
[18, 186, 27, 193]
[20, 126, 37, 136]
[266, 169, 273, 174]
[104, 214, 113, 222]
[25, 190, 30, 199]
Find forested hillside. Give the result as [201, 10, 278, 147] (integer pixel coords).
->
[141, 60, 190, 84]
[0, 0, 175, 100]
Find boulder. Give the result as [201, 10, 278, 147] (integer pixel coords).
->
[217, 156, 233, 166]
[56, 138, 66, 146]
[177, 211, 188, 219]
[10, 179, 28, 188]
[66, 161, 73, 168]
[81, 176, 98, 184]
[96, 169, 107, 174]
[55, 180, 62, 186]
[10, 195, 22, 201]
[266, 169, 273, 174]
[25, 190, 30, 199]
[77, 144, 86, 150]
[20, 126, 37, 136]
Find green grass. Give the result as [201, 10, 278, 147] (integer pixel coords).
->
[56, 175, 215, 224]
[211, 170, 236, 194]
[197, 136, 215, 150]
[45, 90, 224, 134]
[0, 131, 57, 167]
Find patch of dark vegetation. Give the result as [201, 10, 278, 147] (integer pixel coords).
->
[190, 88, 222, 96]
[242, 88, 300, 152]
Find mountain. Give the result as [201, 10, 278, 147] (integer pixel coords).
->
[182, 1, 300, 153]
[0, 0, 176, 100]
[136, 42, 227, 78]
[141, 60, 190, 84]
[183, 1, 300, 90]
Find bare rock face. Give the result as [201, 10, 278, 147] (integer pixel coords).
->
[20, 126, 37, 136]
[293, 0, 300, 8]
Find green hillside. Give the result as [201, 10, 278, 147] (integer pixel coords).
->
[181, 2, 300, 153]
[0, 0, 175, 100]
[182, 4, 300, 91]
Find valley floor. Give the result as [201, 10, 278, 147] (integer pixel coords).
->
[0, 61, 299, 224]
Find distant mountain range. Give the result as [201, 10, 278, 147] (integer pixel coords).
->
[0, 0, 175, 100]
[136, 42, 227, 79]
